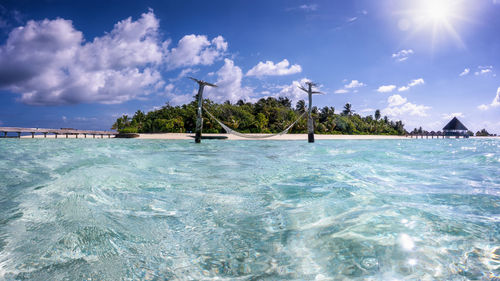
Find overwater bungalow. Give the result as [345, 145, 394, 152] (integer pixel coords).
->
[443, 117, 469, 138]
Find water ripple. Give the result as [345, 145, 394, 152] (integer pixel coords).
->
[0, 138, 499, 280]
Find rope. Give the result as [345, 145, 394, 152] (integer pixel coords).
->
[203, 106, 306, 139]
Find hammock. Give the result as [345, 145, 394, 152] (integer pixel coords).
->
[203, 107, 306, 139]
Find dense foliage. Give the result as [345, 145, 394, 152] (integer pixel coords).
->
[476, 128, 496, 136]
[407, 127, 497, 137]
[112, 97, 406, 135]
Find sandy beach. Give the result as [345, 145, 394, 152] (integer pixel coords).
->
[135, 133, 407, 140]
[20, 133, 407, 140]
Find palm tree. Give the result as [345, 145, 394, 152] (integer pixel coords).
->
[319, 106, 334, 123]
[375, 109, 381, 121]
[296, 100, 306, 112]
[342, 103, 353, 116]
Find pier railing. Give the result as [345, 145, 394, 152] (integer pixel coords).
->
[0, 127, 118, 138]
[405, 134, 469, 139]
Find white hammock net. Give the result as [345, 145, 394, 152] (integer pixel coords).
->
[203, 106, 306, 139]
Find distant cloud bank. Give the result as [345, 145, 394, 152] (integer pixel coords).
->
[0, 10, 229, 106]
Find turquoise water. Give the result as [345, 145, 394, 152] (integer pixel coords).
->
[0, 138, 499, 280]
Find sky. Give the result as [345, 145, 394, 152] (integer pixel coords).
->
[0, 0, 499, 133]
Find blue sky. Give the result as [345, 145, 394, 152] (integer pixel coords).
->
[0, 0, 499, 133]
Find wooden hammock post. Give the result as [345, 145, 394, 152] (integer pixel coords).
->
[189, 77, 217, 143]
[298, 82, 322, 143]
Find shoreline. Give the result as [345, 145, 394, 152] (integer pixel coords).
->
[17, 133, 408, 140]
[17, 133, 497, 140]
[135, 133, 407, 140]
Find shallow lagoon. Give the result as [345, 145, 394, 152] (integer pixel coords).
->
[0, 138, 499, 280]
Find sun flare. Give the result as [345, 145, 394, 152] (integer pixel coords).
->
[400, 0, 468, 49]
[417, 0, 457, 24]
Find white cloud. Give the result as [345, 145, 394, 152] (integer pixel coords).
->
[273, 78, 312, 103]
[246, 59, 302, 77]
[492, 87, 500, 107]
[74, 116, 98, 121]
[387, 94, 407, 107]
[408, 78, 424, 87]
[441, 112, 464, 119]
[459, 68, 470, 76]
[299, 4, 318, 11]
[345, 80, 365, 89]
[347, 17, 358, 22]
[78, 10, 163, 70]
[0, 11, 167, 105]
[392, 49, 414, 62]
[162, 83, 194, 106]
[383, 95, 430, 117]
[165, 34, 227, 70]
[384, 102, 430, 117]
[170, 68, 199, 82]
[478, 104, 489, 111]
[476, 87, 500, 110]
[397, 78, 424, 92]
[164, 83, 174, 93]
[475, 69, 491, 75]
[172, 61, 312, 106]
[0, 10, 230, 106]
[334, 89, 349, 94]
[286, 4, 318, 12]
[377, 85, 396, 93]
[474, 65, 493, 76]
[204, 58, 253, 103]
[334, 79, 365, 94]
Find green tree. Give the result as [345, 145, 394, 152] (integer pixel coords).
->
[112, 96, 408, 136]
[295, 100, 306, 112]
[342, 103, 353, 116]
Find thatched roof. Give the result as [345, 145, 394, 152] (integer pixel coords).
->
[443, 117, 468, 131]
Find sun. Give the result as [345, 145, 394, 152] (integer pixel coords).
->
[399, 0, 468, 49]
[417, 0, 457, 25]
[426, 1, 451, 21]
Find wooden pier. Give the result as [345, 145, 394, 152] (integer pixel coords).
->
[405, 134, 469, 139]
[0, 127, 118, 139]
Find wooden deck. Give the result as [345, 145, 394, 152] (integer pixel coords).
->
[406, 134, 469, 139]
[0, 127, 118, 138]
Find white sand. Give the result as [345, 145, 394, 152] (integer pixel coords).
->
[136, 133, 407, 140]
[18, 133, 494, 140]
[21, 133, 406, 140]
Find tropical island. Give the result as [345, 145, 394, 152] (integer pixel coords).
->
[112, 97, 406, 136]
